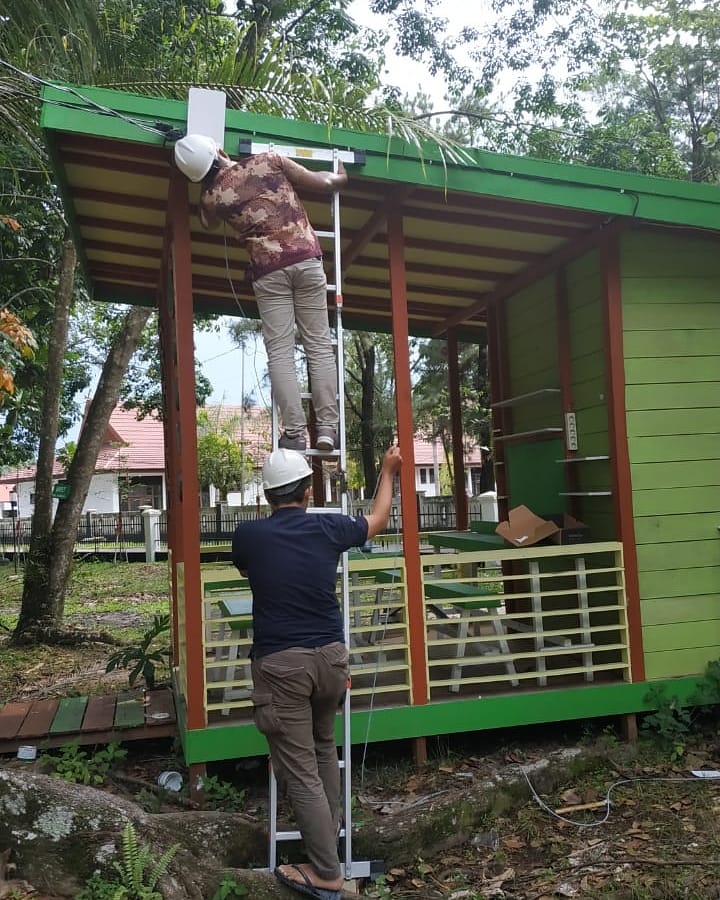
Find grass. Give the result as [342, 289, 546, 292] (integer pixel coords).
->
[0, 560, 171, 701]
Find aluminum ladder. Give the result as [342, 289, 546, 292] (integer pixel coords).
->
[245, 141, 377, 881]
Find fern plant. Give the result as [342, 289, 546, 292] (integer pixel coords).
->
[112, 820, 178, 900]
[106, 614, 171, 689]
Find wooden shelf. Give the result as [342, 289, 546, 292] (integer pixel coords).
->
[494, 427, 563, 442]
[491, 388, 561, 409]
[555, 456, 609, 463]
[559, 491, 612, 497]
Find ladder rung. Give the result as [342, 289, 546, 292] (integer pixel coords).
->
[305, 449, 341, 457]
[299, 391, 341, 400]
[316, 230, 336, 240]
[257, 860, 379, 878]
[276, 829, 302, 841]
[327, 283, 337, 292]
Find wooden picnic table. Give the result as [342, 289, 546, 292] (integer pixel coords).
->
[427, 530, 505, 551]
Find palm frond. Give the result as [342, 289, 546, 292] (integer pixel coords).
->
[99, 78, 473, 165]
[0, 0, 473, 175]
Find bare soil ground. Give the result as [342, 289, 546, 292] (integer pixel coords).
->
[2, 561, 720, 899]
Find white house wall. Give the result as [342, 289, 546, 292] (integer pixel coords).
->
[85, 473, 118, 513]
[13, 471, 167, 517]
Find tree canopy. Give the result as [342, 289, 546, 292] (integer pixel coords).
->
[473, 0, 720, 179]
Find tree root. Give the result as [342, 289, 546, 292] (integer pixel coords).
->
[11, 627, 121, 647]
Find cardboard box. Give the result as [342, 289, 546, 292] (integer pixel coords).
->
[542, 513, 590, 545]
[495, 505, 560, 547]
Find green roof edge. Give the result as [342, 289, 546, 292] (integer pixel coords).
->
[40, 82, 720, 234]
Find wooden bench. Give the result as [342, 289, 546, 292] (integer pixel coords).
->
[211, 596, 254, 713]
[427, 531, 504, 551]
[201, 568, 254, 712]
[375, 569, 519, 690]
[424, 578, 518, 689]
[469, 520, 500, 536]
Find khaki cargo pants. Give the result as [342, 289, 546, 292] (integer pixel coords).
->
[251, 641, 349, 880]
[253, 257, 339, 438]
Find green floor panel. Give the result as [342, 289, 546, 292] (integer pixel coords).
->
[114, 690, 146, 728]
[49, 696, 88, 734]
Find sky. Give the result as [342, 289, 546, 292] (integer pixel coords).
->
[195, 0, 481, 411]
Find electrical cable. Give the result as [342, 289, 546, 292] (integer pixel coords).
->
[220, 225, 270, 411]
[519, 763, 720, 829]
[358, 452, 402, 788]
[0, 58, 177, 139]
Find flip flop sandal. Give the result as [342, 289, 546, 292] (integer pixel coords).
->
[274, 864, 341, 900]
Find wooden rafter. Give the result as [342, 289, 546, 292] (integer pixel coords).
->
[434, 217, 629, 336]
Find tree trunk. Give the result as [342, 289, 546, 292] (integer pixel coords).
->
[356, 333, 377, 497]
[14, 239, 76, 640]
[12, 305, 152, 644]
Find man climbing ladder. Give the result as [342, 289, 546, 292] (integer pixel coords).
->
[231, 445, 402, 899]
[173, 134, 348, 452]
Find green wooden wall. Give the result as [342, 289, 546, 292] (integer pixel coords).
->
[621, 230, 720, 680]
[565, 252, 614, 538]
[501, 254, 614, 532]
[503, 274, 566, 514]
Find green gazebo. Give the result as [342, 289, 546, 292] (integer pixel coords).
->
[40, 83, 720, 779]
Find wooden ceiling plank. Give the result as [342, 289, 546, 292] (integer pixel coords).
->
[74, 186, 166, 211]
[64, 149, 168, 178]
[78, 214, 541, 264]
[343, 185, 414, 269]
[411, 186, 602, 224]
[433, 217, 629, 335]
[59, 133, 169, 163]
[77, 215, 162, 236]
[341, 195, 588, 237]
[351, 253, 512, 283]
[403, 236, 539, 262]
[344, 276, 486, 303]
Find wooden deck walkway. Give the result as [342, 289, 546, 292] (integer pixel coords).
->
[0, 688, 176, 754]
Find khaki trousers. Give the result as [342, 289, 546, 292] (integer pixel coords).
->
[251, 642, 349, 880]
[253, 258, 338, 437]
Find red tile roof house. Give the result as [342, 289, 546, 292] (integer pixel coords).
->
[0, 483, 16, 518]
[0, 404, 494, 515]
[412, 436, 489, 500]
[0, 404, 166, 518]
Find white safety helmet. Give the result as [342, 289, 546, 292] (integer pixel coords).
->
[262, 449, 313, 491]
[173, 134, 219, 182]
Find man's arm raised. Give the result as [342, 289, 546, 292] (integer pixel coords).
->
[279, 155, 348, 193]
[364, 446, 403, 540]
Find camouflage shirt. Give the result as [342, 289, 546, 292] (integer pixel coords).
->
[199, 152, 322, 281]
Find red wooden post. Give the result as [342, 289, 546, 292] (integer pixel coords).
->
[158, 213, 179, 663]
[168, 169, 206, 727]
[387, 208, 429, 706]
[601, 235, 645, 682]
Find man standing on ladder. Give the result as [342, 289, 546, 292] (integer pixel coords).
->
[173, 135, 348, 453]
[231, 444, 402, 900]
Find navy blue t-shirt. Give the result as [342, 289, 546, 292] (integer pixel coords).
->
[231, 506, 369, 659]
